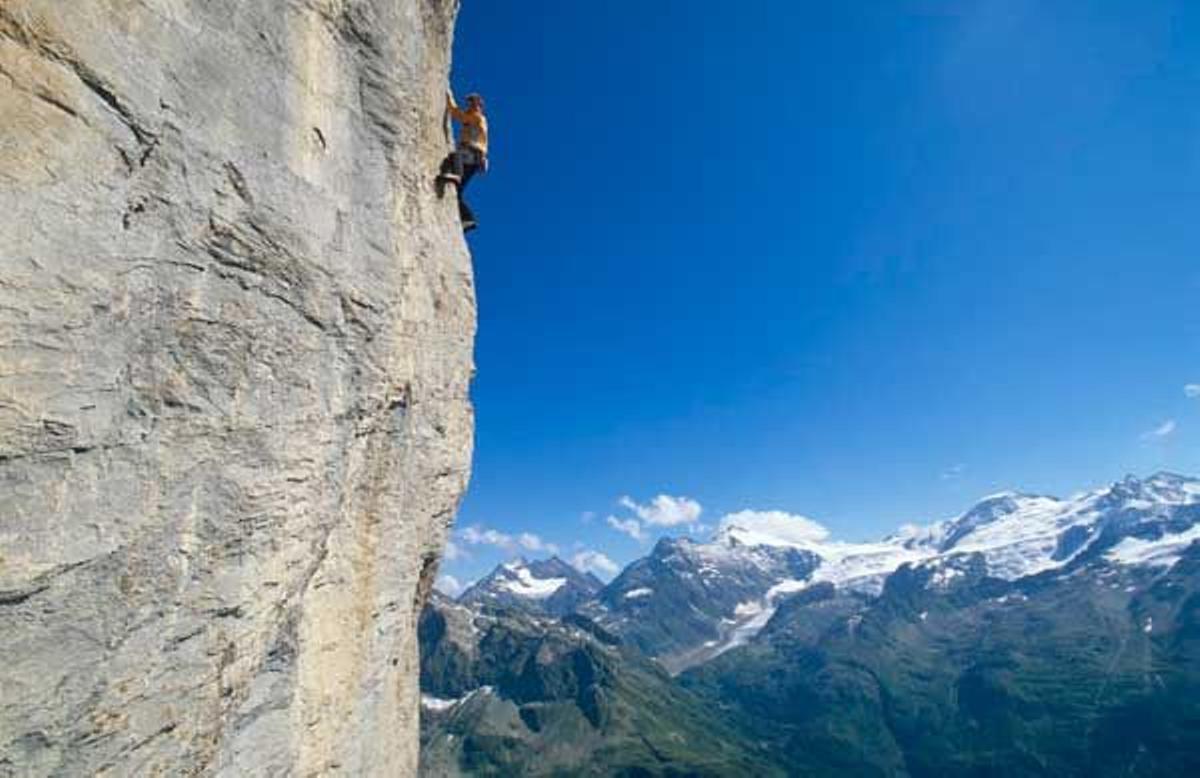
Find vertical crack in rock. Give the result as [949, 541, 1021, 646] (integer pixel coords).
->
[0, 0, 473, 775]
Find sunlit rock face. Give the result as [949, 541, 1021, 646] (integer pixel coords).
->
[0, 1, 474, 774]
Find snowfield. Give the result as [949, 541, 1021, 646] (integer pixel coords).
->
[496, 564, 566, 599]
[1106, 523, 1200, 569]
[420, 686, 494, 712]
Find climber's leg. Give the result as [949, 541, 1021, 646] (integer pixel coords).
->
[455, 149, 481, 231]
[458, 197, 477, 231]
[438, 150, 463, 184]
[459, 160, 478, 191]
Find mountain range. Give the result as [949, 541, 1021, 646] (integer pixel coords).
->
[420, 473, 1200, 776]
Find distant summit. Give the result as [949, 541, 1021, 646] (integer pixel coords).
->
[459, 556, 603, 616]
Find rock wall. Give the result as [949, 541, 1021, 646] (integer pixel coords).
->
[0, 1, 474, 774]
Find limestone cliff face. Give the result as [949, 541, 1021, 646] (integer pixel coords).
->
[0, 1, 473, 774]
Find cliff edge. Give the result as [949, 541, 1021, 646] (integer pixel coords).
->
[0, 1, 474, 774]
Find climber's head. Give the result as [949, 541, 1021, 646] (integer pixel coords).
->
[466, 93, 484, 112]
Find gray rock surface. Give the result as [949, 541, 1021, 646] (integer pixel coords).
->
[0, 1, 474, 774]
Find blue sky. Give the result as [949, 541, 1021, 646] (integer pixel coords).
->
[438, 1, 1200, 592]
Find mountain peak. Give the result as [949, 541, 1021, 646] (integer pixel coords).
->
[1148, 470, 1196, 482]
[1106, 472, 1200, 507]
[459, 555, 604, 616]
[937, 491, 1044, 551]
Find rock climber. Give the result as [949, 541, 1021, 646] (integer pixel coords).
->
[438, 89, 488, 232]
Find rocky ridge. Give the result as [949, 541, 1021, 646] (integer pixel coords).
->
[418, 592, 780, 777]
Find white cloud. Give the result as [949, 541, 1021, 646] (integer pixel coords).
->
[435, 575, 464, 597]
[443, 539, 465, 561]
[571, 550, 620, 579]
[1185, 384, 1200, 399]
[458, 525, 557, 556]
[460, 524, 516, 550]
[606, 515, 646, 542]
[1141, 419, 1177, 442]
[618, 494, 703, 527]
[718, 510, 831, 546]
[518, 532, 559, 555]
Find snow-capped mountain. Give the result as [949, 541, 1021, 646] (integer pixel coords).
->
[680, 526, 1200, 776]
[588, 472, 1200, 669]
[731, 472, 1200, 588]
[577, 535, 819, 668]
[458, 556, 604, 617]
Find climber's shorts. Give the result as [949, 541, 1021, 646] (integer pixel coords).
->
[455, 145, 484, 170]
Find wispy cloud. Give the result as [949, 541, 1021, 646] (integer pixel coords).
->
[460, 524, 514, 549]
[443, 539, 466, 561]
[1141, 419, 1177, 442]
[606, 515, 646, 542]
[619, 494, 703, 527]
[571, 550, 620, 579]
[435, 575, 464, 597]
[459, 525, 558, 555]
[940, 463, 967, 481]
[518, 532, 560, 555]
[1185, 384, 1200, 399]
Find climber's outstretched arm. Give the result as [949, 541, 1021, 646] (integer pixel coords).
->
[446, 90, 467, 122]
